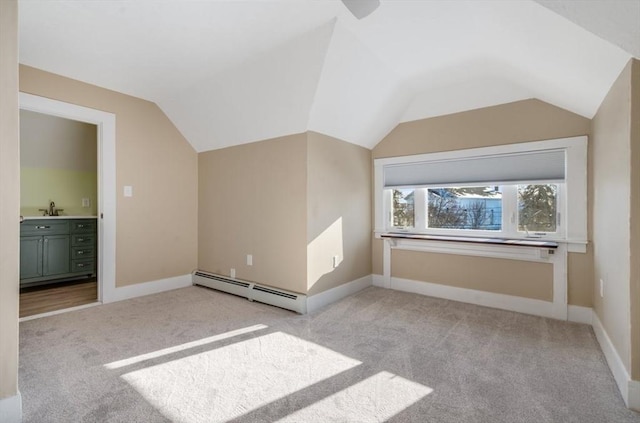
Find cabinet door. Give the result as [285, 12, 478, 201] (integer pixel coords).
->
[20, 236, 42, 280]
[43, 235, 70, 277]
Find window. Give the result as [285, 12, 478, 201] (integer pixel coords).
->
[374, 137, 587, 249]
[427, 186, 502, 231]
[392, 189, 415, 228]
[387, 184, 557, 237]
[518, 184, 557, 234]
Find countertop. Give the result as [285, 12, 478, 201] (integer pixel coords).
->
[23, 216, 98, 220]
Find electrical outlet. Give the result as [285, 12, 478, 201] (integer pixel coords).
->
[600, 279, 604, 298]
[230, 268, 236, 279]
[82, 198, 90, 208]
[247, 254, 253, 266]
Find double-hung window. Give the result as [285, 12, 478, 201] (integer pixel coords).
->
[374, 137, 587, 250]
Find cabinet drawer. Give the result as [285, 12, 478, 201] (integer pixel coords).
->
[21, 220, 69, 236]
[72, 246, 95, 259]
[72, 234, 95, 246]
[70, 219, 96, 233]
[71, 259, 95, 274]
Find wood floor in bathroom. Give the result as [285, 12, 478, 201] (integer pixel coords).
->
[20, 279, 97, 318]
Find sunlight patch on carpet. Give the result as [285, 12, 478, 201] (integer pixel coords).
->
[121, 331, 362, 422]
[105, 324, 269, 370]
[276, 371, 432, 422]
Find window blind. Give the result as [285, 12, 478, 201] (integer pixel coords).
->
[383, 149, 565, 188]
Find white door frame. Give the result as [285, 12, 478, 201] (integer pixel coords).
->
[19, 93, 116, 303]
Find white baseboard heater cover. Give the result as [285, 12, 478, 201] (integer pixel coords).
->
[192, 270, 307, 314]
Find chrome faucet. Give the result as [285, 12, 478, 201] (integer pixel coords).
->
[38, 201, 64, 216]
[42, 201, 63, 216]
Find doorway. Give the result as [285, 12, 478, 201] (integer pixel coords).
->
[19, 109, 98, 316]
[19, 93, 116, 318]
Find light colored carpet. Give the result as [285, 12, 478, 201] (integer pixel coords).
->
[19, 286, 640, 422]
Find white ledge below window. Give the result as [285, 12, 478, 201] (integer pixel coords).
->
[380, 232, 559, 248]
[375, 231, 587, 253]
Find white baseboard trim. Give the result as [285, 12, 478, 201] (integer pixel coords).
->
[628, 380, 640, 411]
[104, 274, 192, 303]
[372, 274, 385, 287]
[0, 391, 22, 423]
[567, 305, 592, 325]
[375, 275, 592, 325]
[20, 302, 101, 322]
[307, 275, 372, 313]
[592, 311, 631, 407]
[390, 276, 563, 319]
[22, 275, 193, 320]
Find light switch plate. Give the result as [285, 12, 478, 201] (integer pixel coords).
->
[82, 198, 90, 208]
[124, 186, 133, 197]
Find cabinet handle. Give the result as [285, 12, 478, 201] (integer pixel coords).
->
[77, 224, 84, 228]
[77, 263, 84, 268]
[78, 251, 84, 255]
[77, 238, 84, 242]
[36, 225, 50, 229]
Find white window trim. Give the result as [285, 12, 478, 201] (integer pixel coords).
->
[378, 238, 569, 320]
[374, 136, 588, 253]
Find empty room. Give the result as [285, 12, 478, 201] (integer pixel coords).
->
[2, 1, 640, 422]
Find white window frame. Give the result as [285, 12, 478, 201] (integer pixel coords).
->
[512, 183, 562, 238]
[374, 137, 587, 253]
[388, 182, 563, 238]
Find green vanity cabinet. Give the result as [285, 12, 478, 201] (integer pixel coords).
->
[20, 218, 97, 287]
[70, 219, 97, 275]
[45, 235, 72, 275]
[19, 236, 44, 280]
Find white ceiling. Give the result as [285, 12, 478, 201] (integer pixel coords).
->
[19, 0, 637, 152]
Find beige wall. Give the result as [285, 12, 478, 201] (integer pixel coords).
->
[592, 59, 638, 378]
[568, 246, 594, 306]
[20, 110, 97, 171]
[373, 99, 590, 159]
[392, 251, 553, 301]
[630, 60, 640, 381]
[0, 0, 20, 402]
[372, 99, 592, 306]
[20, 65, 198, 287]
[592, 59, 633, 375]
[20, 110, 98, 217]
[198, 134, 308, 293]
[198, 131, 372, 296]
[306, 132, 371, 295]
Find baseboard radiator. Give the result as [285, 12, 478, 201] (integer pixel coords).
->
[192, 270, 307, 314]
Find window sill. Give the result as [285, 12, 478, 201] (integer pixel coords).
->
[379, 232, 559, 248]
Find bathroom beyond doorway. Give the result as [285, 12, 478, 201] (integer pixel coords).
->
[19, 110, 98, 317]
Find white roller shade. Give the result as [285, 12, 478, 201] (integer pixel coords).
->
[383, 150, 565, 188]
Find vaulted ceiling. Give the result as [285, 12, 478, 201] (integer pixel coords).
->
[19, 0, 638, 152]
